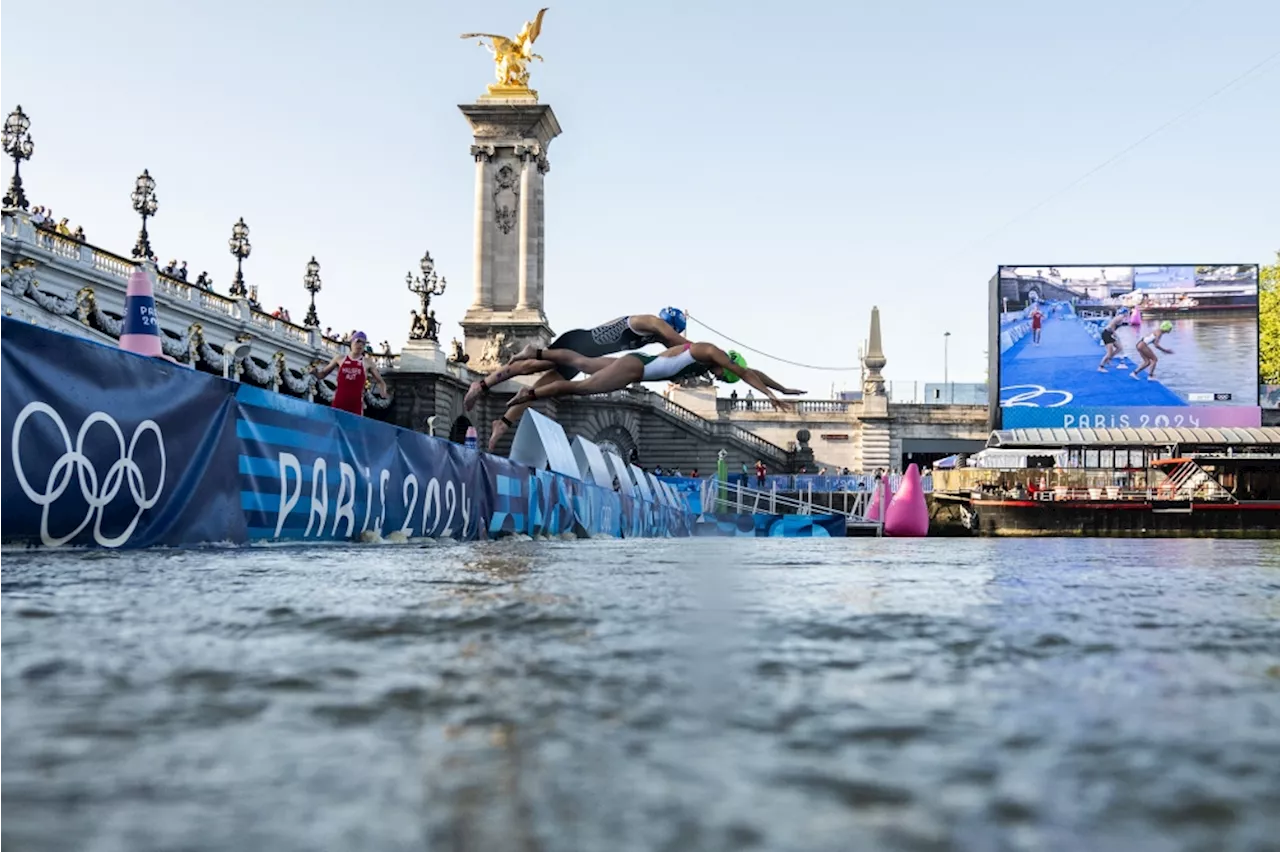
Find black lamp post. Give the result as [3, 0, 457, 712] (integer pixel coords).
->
[406, 251, 446, 340]
[302, 256, 322, 327]
[1, 105, 34, 211]
[228, 217, 251, 297]
[130, 169, 158, 260]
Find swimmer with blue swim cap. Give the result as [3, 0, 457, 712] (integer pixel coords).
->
[1131, 320, 1175, 381]
[465, 307, 693, 450]
[501, 341, 805, 412]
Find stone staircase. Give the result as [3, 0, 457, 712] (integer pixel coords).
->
[480, 385, 792, 473]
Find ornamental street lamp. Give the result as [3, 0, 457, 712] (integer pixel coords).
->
[130, 169, 159, 260]
[302, 256, 322, 327]
[406, 250, 446, 341]
[944, 330, 951, 403]
[1, 105, 35, 210]
[228, 217, 251, 297]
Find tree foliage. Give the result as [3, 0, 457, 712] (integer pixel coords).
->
[1260, 251, 1280, 384]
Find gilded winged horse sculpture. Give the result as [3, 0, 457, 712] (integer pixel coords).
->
[461, 8, 549, 89]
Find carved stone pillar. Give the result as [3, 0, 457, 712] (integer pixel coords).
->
[514, 141, 540, 312]
[457, 102, 561, 369]
[470, 145, 494, 309]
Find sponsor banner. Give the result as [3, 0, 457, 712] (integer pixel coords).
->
[1003, 405, 1261, 430]
[2, 318, 243, 547]
[695, 513, 846, 537]
[2, 319, 694, 548]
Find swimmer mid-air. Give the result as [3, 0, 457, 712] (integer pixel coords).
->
[501, 342, 804, 411]
[466, 309, 690, 450]
[1131, 321, 1174, 381]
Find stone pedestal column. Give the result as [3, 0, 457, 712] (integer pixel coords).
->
[470, 145, 494, 309]
[458, 100, 561, 371]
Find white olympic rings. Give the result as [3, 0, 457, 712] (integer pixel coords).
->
[1000, 384, 1074, 408]
[10, 401, 166, 547]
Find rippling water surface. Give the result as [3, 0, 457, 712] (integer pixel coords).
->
[4, 539, 1280, 852]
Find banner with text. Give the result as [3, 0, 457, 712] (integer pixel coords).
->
[2, 319, 692, 548]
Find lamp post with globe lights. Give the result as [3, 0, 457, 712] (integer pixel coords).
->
[130, 170, 159, 260]
[1, 105, 35, 210]
[302, 256, 322, 328]
[228, 217, 251, 297]
[407, 251, 446, 341]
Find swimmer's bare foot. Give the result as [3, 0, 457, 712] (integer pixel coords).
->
[464, 378, 488, 411]
[507, 387, 537, 409]
[488, 416, 512, 451]
[509, 343, 539, 364]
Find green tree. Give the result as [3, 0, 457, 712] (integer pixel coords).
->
[1261, 252, 1280, 384]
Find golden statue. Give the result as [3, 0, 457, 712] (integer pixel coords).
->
[461, 7, 549, 96]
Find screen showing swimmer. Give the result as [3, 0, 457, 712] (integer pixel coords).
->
[995, 264, 1260, 429]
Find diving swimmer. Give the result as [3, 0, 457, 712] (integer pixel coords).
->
[1131, 321, 1174, 380]
[502, 342, 804, 411]
[466, 308, 690, 450]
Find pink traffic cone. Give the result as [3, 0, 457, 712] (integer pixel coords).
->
[118, 264, 164, 358]
[884, 464, 929, 537]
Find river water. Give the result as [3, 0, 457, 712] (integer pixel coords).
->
[4, 539, 1279, 852]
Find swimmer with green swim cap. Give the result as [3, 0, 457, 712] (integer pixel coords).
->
[1131, 320, 1175, 381]
[502, 342, 805, 411]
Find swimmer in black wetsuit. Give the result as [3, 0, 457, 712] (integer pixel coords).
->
[1097, 307, 1130, 372]
[466, 308, 690, 450]
[502, 342, 803, 412]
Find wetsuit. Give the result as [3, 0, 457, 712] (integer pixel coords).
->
[549, 316, 661, 380]
[625, 345, 711, 382]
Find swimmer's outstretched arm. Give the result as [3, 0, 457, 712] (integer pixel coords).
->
[751, 368, 806, 395]
[627, 314, 690, 348]
[690, 343, 794, 412]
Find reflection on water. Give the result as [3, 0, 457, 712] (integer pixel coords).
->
[1117, 314, 1256, 403]
[4, 538, 1280, 852]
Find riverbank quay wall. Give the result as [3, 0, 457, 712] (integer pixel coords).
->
[1, 319, 694, 548]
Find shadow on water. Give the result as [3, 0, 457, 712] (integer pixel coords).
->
[3, 537, 1280, 852]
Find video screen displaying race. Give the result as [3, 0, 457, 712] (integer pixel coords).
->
[996, 264, 1260, 429]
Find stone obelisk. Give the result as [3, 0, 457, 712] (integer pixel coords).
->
[457, 77, 560, 368]
[857, 306, 892, 473]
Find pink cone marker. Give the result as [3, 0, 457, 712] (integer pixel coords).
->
[118, 264, 164, 357]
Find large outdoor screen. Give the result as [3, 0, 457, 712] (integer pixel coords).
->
[995, 264, 1260, 429]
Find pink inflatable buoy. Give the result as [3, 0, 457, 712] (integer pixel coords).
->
[884, 464, 929, 537]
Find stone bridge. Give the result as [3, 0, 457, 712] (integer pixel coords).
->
[659, 386, 990, 473]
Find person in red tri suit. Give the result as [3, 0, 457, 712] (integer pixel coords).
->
[310, 331, 388, 416]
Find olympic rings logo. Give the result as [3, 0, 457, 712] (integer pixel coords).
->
[1000, 385, 1074, 408]
[10, 402, 167, 547]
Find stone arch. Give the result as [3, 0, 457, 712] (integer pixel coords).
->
[593, 424, 638, 464]
[448, 415, 473, 444]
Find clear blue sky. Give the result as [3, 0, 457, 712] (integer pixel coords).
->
[3, 0, 1277, 395]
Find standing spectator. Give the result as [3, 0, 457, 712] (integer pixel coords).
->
[72, 225, 86, 242]
[754, 460, 766, 488]
[310, 332, 388, 417]
[689, 469, 699, 478]
[177, 261, 189, 281]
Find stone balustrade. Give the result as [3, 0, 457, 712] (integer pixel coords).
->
[2, 210, 397, 407]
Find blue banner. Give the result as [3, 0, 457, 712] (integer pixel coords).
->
[2, 319, 696, 548]
[695, 513, 846, 537]
[2, 319, 243, 547]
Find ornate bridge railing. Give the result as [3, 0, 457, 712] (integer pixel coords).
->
[2, 211, 395, 409]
